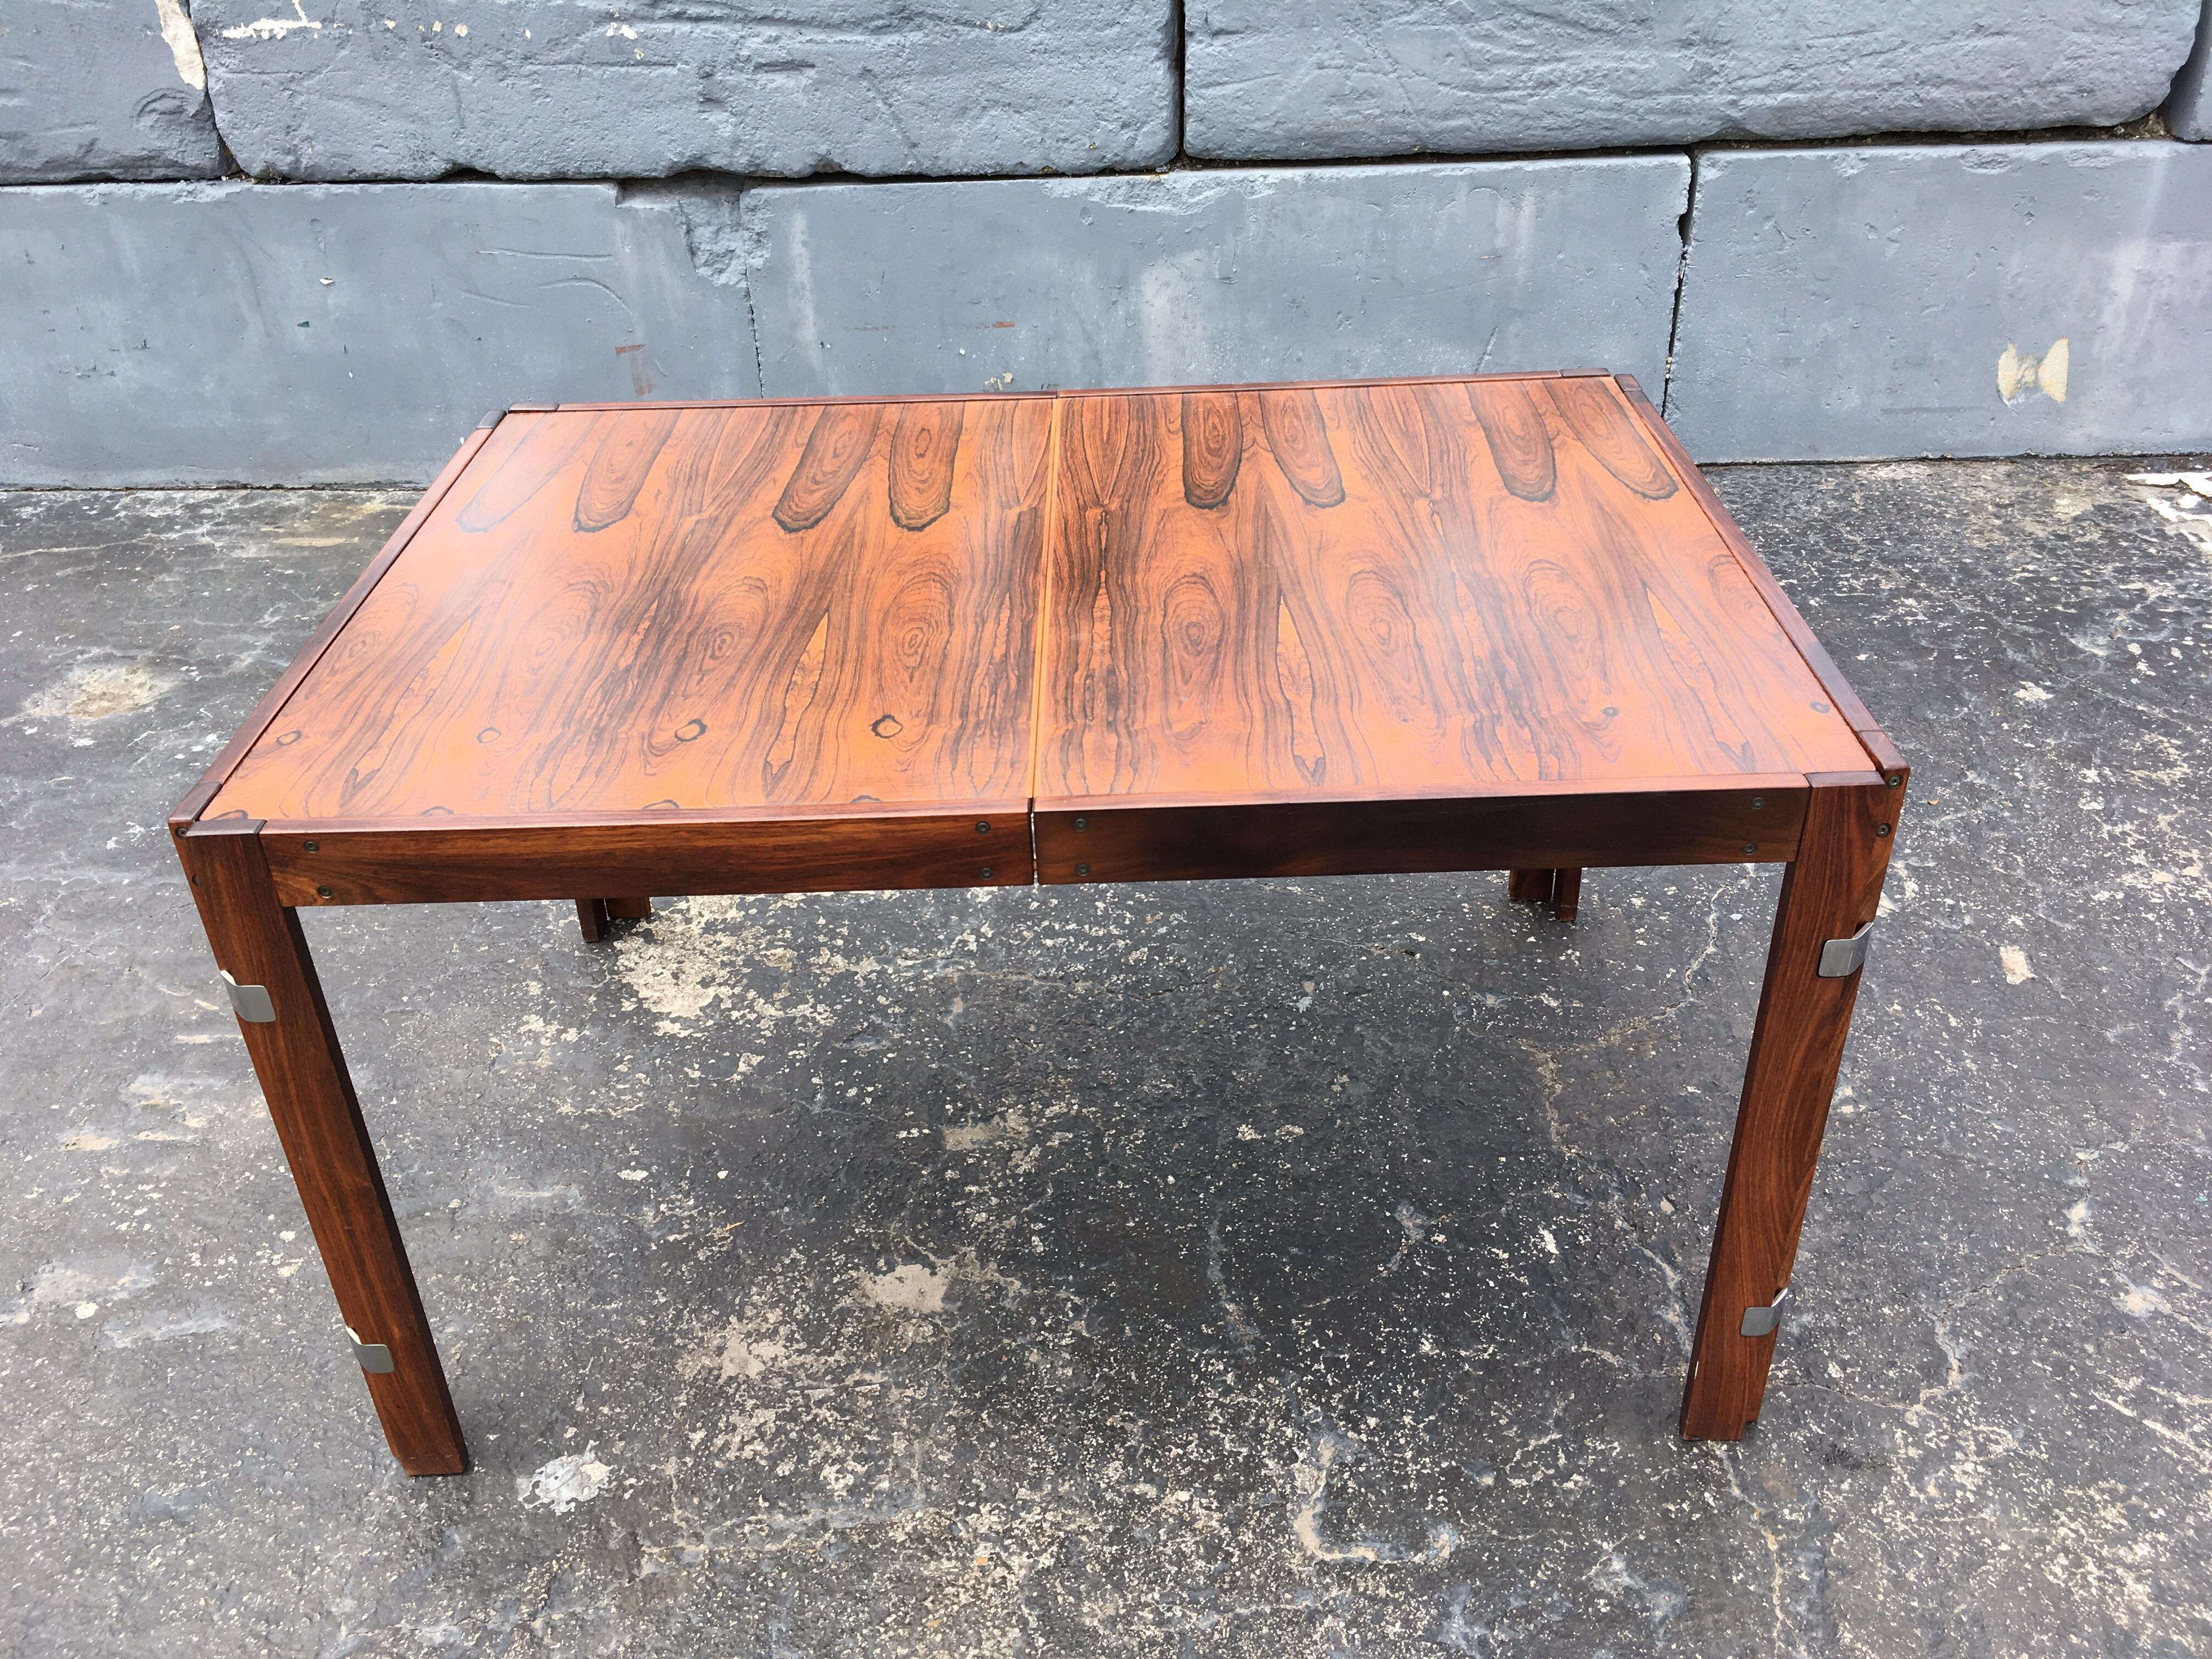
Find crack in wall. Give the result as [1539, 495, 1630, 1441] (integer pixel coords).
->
[1661, 148, 1699, 418]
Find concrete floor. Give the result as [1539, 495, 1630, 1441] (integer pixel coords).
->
[2, 457, 2209, 1657]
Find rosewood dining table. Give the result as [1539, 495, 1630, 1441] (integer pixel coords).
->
[170, 371, 1906, 1475]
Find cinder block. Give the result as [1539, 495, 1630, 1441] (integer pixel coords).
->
[0, 0, 223, 181]
[742, 159, 1691, 399]
[2168, 1, 2212, 139]
[195, 0, 1174, 181]
[1667, 143, 2212, 461]
[0, 181, 759, 487]
[1185, 1, 2203, 161]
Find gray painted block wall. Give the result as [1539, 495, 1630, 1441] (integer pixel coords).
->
[2168, 0, 2212, 138]
[0, 182, 758, 486]
[1, 159, 1688, 486]
[0, 0, 222, 181]
[1184, 1, 2203, 161]
[743, 160, 1688, 400]
[1668, 143, 2212, 461]
[1, 4, 2210, 482]
[192, 0, 1177, 181]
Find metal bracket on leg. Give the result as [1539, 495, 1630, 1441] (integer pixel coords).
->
[347, 1326, 397, 1373]
[1816, 921, 1875, 979]
[1739, 1286, 1790, 1338]
[221, 971, 276, 1023]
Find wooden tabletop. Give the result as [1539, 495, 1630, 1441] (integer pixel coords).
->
[203, 373, 1880, 874]
[208, 394, 1056, 825]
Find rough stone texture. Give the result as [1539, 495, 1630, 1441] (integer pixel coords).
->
[2168, 0, 2212, 138]
[1183, 1, 2204, 162]
[1668, 142, 2212, 463]
[0, 0, 224, 182]
[744, 159, 1689, 399]
[6, 455, 2211, 1653]
[0, 180, 758, 487]
[194, 0, 1175, 182]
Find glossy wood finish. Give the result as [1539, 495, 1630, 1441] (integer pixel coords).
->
[1679, 771, 1905, 1438]
[1034, 379, 1871, 838]
[257, 805, 1028, 907]
[174, 818, 466, 1474]
[171, 375, 1905, 1467]
[170, 423, 497, 834]
[206, 396, 1053, 825]
[1616, 376, 1893, 757]
[1035, 779, 1799, 886]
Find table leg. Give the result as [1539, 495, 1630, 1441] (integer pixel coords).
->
[1680, 773, 1902, 1439]
[576, 897, 651, 941]
[1508, 868, 1583, 921]
[1550, 867, 1583, 923]
[175, 819, 468, 1475]
[1507, 868, 1553, 904]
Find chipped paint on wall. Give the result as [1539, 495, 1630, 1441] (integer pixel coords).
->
[1997, 337, 2069, 405]
[152, 0, 208, 90]
[220, 2, 322, 42]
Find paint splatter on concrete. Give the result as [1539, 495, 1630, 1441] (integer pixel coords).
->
[858, 1262, 951, 1314]
[2129, 470, 2212, 560]
[23, 661, 169, 721]
[517, 1448, 612, 1515]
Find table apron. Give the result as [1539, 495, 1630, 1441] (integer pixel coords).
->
[260, 812, 1029, 906]
[257, 784, 1808, 905]
[1035, 785, 1804, 885]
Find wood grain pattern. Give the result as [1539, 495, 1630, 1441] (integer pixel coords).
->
[176, 819, 466, 1474]
[1679, 773, 1903, 1439]
[258, 806, 1030, 906]
[1467, 382, 1556, 503]
[170, 423, 495, 833]
[1036, 380, 1873, 820]
[1180, 392, 1242, 509]
[575, 408, 681, 533]
[168, 376, 1910, 1475]
[1545, 376, 1676, 499]
[774, 404, 883, 533]
[1258, 388, 1347, 508]
[197, 374, 1888, 874]
[890, 402, 964, 530]
[1032, 781, 1802, 886]
[1614, 375, 1882, 743]
[206, 398, 1053, 826]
